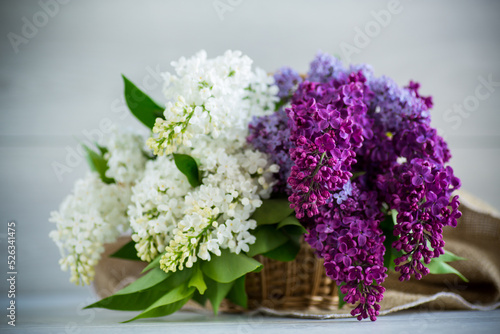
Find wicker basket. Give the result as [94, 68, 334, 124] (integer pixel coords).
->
[224, 240, 338, 311]
[93, 236, 338, 312]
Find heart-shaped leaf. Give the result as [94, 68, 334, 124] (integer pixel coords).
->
[191, 290, 208, 307]
[251, 199, 294, 225]
[142, 252, 164, 273]
[122, 75, 164, 129]
[277, 215, 306, 233]
[226, 275, 247, 309]
[204, 276, 235, 314]
[436, 249, 467, 263]
[85, 268, 170, 310]
[427, 249, 468, 282]
[427, 259, 468, 282]
[201, 249, 262, 283]
[188, 263, 207, 295]
[262, 239, 300, 262]
[380, 211, 402, 271]
[173, 153, 201, 188]
[123, 284, 195, 322]
[109, 240, 141, 261]
[83, 145, 114, 184]
[246, 225, 288, 257]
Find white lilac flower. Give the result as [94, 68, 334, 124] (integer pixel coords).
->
[104, 128, 148, 184]
[147, 50, 278, 155]
[49, 173, 131, 285]
[244, 67, 279, 116]
[130, 50, 280, 273]
[127, 156, 192, 262]
[159, 145, 278, 273]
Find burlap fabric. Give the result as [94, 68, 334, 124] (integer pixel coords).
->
[93, 190, 500, 318]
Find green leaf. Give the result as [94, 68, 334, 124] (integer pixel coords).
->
[337, 283, 347, 309]
[204, 276, 235, 314]
[262, 239, 300, 262]
[142, 252, 164, 273]
[85, 268, 170, 310]
[246, 225, 288, 257]
[380, 211, 402, 271]
[351, 171, 366, 180]
[427, 259, 469, 282]
[262, 222, 303, 262]
[86, 267, 194, 311]
[280, 224, 307, 240]
[122, 75, 164, 129]
[96, 143, 108, 156]
[83, 145, 114, 184]
[123, 284, 195, 322]
[391, 208, 398, 225]
[191, 290, 208, 307]
[113, 268, 170, 296]
[274, 97, 289, 112]
[251, 199, 294, 225]
[426, 249, 468, 282]
[159, 267, 195, 290]
[188, 264, 207, 295]
[173, 153, 201, 188]
[277, 215, 306, 234]
[109, 240, 141, 261]
[226, 275, 247, 309]
[436, 249, 467, 263]
[201, 249, 262, 283]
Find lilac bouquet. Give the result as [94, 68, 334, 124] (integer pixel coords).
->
[50, 50, 464, 323]
[248, 52, 463, 321]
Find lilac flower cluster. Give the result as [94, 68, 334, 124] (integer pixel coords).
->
[358, 70, 460, 283]
[355, 74, 451, 177]
[285, 71, 391, 320]
[274, 67, 303, 99]
[305, 180, 387, 321]
[247, 51, 462, 321]
[376, 160, 461, 280]
[286, 72, 371, 219]
[247, 109, 294, 193]
[307, 51, 345, 83]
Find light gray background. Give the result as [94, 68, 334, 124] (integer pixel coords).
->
[0, 0, 499, 300]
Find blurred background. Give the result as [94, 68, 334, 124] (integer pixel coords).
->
[0, 0, 499, 300]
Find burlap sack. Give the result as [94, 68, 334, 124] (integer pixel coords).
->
[93, 190, 500, 318]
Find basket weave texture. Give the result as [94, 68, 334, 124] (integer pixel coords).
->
[224, 240, 338, 311]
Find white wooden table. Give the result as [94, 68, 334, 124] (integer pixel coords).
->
[2, 293, 499, 334]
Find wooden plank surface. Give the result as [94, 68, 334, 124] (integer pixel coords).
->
[1, 293, 499, 333]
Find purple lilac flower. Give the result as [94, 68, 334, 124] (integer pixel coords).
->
[407, 80, 433, 109]
[247, 52, 462, 322]
[368, 76, 430, 130]
[347, 69, 461, 284]
[348, 63, 375, 82]
[304, 179, 387, 321]
[376, 159, 461, 281]
[307, 51, 345, 83]
[354, 75, 459, 282]
[247, 109, 294, 193]
[286, 73, 371, 219]
[274, 67, 303, 99]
